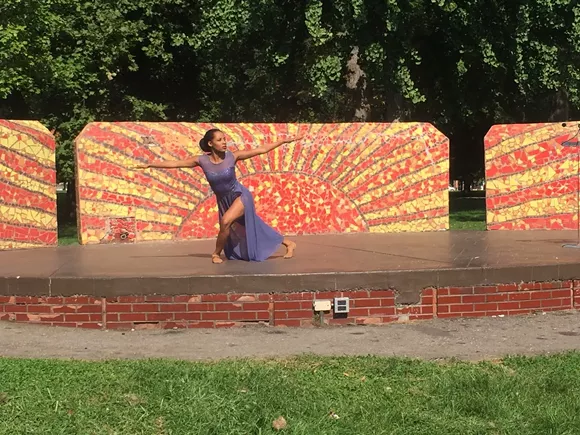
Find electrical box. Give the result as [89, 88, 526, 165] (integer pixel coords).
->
[333, 297, 350, 314]
[313, 299, 332, 311]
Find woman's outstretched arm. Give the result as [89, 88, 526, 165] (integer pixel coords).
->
[132, 156, 200, 169]
[234, 135, 303, 161]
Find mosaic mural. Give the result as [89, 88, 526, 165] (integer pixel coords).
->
[485, 122, 580, 230]
[75, 122, 449, 244]
[0, 120, 57, 249]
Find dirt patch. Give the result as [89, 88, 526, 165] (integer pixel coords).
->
[1, 311, 580, 361]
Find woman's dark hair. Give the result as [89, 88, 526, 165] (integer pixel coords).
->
[199, 129, 221, 153]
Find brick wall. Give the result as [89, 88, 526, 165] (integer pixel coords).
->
[0, 280, 577, 330]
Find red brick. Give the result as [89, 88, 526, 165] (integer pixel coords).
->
[0, 314, 10, 321]
[530, 291, 552, 300]
[287, 293, 314, 301]
[257, 294, 271, 301]
[349, 308, 370, 317]
[497, 301, 521, 310]
[274, 310, 287, 320]
[27, 305, 52, 314]
[15, 313, 30, 322]
[420, 296, 434, 305]
[52, 305, 80, 313]
[380, 298, 396, 307]
[228, 294, 256, 302]
[14, 296, 41, 304]
[187, 303, 212, 311]
[214, 303, 244, 311]
[201, 312, 229, 321]
[437, 288, 449, 296]
[397, 306, 422, 315]
[147, 313, 174, 322]
[173, 295, 193, 303]
[462, 295, 486, 303]
[497, 284, 518, 292]
[458, 311, 488, 318]
[275, 319, 302, 327]
[449, 304, 474, 313]
[132, 304, 159, 313]
[316, 291, 340, 299]
[509, 292, 531, 301]
[286, 310, 313, 319]
[77, 305, 102, 313]
[0, 296, 11, 303]
[438, 295, 462, 305]
[242, 302, 269, 311]
[520, 283, 542, 291]
[145, 295, 174, 303]
[159, 304, 187, 312]
[116, 296, 146, 303]
[45, 297, 65, 304]
[486, 294, 509, 302]
[449, 287, 473, 295]
[541, 299, 567, 308]
[174, 312, 202, 321]
[63, 314, 92, 322]
[3, 305, 27, 313]
[368, 307, 396, 316]
[63, 296, 92, 304]
[473, 286, 499, 294]
[272, 294, 288, 301]
[422, 288, 435, 296]
[520, 300, 543, 309]
[352, 299, 381, 308]
[119, 313, 147, 322]
[201, 294, 229, 302]
[106, 304, 132, 313]
[229, 311, 258, 321]
[551, 289, 572, 299]
[438, 305, 449, 313]
[541, 282, 559, 290]
[474, 303, 498, 312]
[420, 305, 434, 315]
[275, 301, 303, 310]
[257, 311, 270, 321]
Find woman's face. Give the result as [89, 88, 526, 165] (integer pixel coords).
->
[210, 131, 227, 152]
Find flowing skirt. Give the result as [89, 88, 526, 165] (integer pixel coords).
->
[216, 184, 283, 262]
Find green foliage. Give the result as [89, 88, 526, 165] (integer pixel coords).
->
[1, 0, 580, 181]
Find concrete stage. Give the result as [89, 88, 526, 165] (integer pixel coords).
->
[2, 231, 580, 301]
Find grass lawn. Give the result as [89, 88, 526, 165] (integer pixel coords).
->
[449, 191, 486, 231]
[1, 354, 580, 434]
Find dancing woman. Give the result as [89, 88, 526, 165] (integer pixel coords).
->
[135, 129, 302, 263]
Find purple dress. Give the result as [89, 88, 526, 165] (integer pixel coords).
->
[198, 151, 284, 261]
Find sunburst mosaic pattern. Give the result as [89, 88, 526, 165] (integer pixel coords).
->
[75, 122, 449, 244]
[485, 122, 580, 230]
[0, 120, 57, 250]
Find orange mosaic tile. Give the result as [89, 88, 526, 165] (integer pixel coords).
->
[75, 122, 449, 244]
[0, 120, 57, 249]
[485, 122, 580, 230]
